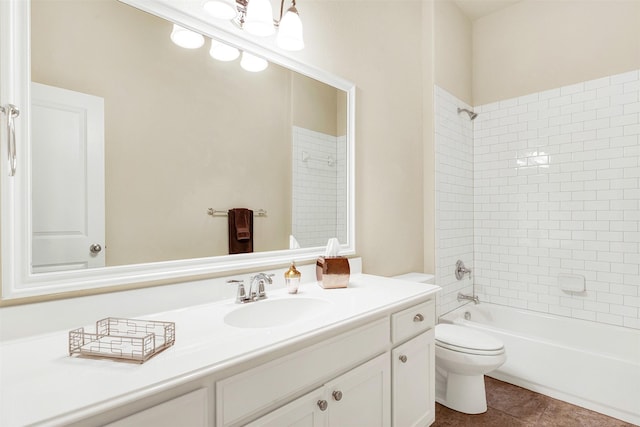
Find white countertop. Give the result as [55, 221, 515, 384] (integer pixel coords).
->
[0, 274, 439, 426]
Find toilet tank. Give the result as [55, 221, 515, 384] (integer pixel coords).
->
[392, 272, 435, 284]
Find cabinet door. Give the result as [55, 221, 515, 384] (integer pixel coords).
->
[105, 388, 209, 427]
[392, 330, 435, 427]
[325, 353, 391, 427]
[246, 389, 327, 427]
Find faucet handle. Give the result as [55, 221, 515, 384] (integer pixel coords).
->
[455, 260, 472, 280]
[250, 273, 273, 300]
[256, 280, 267, 299]
[227, 279, 246, 303]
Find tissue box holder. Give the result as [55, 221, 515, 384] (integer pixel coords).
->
[316, 257, 350, 289]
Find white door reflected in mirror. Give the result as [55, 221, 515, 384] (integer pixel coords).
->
[30, 82, 105, 273]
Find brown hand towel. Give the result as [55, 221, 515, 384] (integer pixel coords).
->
[228, 208, 253, 254]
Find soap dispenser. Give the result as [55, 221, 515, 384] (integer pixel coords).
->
[284, 261, 301, 294]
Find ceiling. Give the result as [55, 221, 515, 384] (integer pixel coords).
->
[452, 0, 523, 21]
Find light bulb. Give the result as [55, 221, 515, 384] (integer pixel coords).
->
[209, 40, 240, 61]
[276, 7, 304, 51]
[170, 24, 205, 49]
[244, 0, 275, 37]
[203, 0, 237, 20]
[240, 52, 268, 72]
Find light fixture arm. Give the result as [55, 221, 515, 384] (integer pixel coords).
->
[223, 0, 304, 50]
[232, 0, 299, 28]
[276, 0, 296, 26]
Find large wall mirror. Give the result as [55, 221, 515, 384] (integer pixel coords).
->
[0, 0, 355, 300]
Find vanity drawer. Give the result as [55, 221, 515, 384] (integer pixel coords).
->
[391, 299, 435, 344]
[216, 317, 390, 427]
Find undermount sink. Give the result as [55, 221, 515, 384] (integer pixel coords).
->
[224, 297, 333, 328]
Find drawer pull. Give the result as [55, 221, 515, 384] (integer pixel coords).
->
[399, 355, 408, 363]
[332, 390, 343, 401]
[413, 313, 424, 322]
[317, 400, 328, 411]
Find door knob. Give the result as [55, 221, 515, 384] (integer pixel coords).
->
[317, 400, 328, 411]
[90, 244, 102, 254]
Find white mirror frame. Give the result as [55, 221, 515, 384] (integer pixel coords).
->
[0, 0, 356, 300]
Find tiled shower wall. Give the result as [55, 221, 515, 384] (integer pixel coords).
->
[292, 126, 347, 248]
[435, 86, 475, 316]
[474, 70, 640, 329]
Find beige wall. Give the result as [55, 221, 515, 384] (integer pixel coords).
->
[292, 73, 341, 136]
[423, 1, 437, 275]
[434, 0, 473, 105]
[296, 1, 428, 276]
[473, 0, 640, 105]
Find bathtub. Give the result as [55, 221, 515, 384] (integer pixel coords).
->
[439, 303, 640, 425]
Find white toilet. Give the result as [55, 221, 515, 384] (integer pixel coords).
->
[393, 272, 506, 414]
[435, 323, 506, 414]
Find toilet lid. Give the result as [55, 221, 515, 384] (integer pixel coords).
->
[435, 324, 504, 352]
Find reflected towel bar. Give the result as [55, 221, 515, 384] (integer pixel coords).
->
[208, 208, 267, 217]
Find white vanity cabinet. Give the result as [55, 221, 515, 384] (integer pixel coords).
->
[325, 353, 391, 427]
[248, 353, 391, 427]
[215, 318, 390, 427]
[392, 331, 435, 427]
[104, 388, 210, 427]
[391, 300, 436, 427]
[239, 298, 436, 427]
[246, 388, 326, 427]
[0, 272, 441, 427]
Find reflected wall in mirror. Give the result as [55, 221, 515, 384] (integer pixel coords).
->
[30, 0, 348, 273]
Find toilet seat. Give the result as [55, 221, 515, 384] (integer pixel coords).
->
[436, 324, 504, 356]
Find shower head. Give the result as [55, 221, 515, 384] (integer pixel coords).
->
[457, 107, 478, 120]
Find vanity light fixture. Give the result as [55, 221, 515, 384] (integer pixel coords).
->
[170, 24, 205, 49]
[276, 1, 304, 51]
[240, 51, 268, 72]
[209, 39, 240, 61]
[203, 0, 305, 51]
[169, 22, 269, 72]
[243, 0, 275, 37]
[203, 0, 238, 20]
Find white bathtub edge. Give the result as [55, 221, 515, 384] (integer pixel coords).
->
[487, 371, 640, 426]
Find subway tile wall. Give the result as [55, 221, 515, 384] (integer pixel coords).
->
[474, 70, 640, 329]
[292, 126, 347, 248]
[435, 86, 475, 316]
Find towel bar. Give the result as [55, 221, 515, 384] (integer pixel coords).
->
[208, 208, 267, 217]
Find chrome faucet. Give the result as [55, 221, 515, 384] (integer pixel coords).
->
[249, 273, 273, 301]
[457, 292, 480, 304]
[227, 273, 273, 304]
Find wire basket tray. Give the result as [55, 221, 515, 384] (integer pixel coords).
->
[69, 317, 175, 363]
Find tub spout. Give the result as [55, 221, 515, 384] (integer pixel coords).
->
[458, 292, 480, 304]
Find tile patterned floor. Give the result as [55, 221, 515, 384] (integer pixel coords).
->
[432, 377, 637, 427]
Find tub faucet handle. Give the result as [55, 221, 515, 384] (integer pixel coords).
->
[455, 259, 472, 280]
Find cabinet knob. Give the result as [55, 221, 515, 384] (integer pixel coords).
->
[317, 400, 328, 411]
[399, 355, 408, 363]
[413, 313, 424, 322]
[332, 390, 343, 401]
